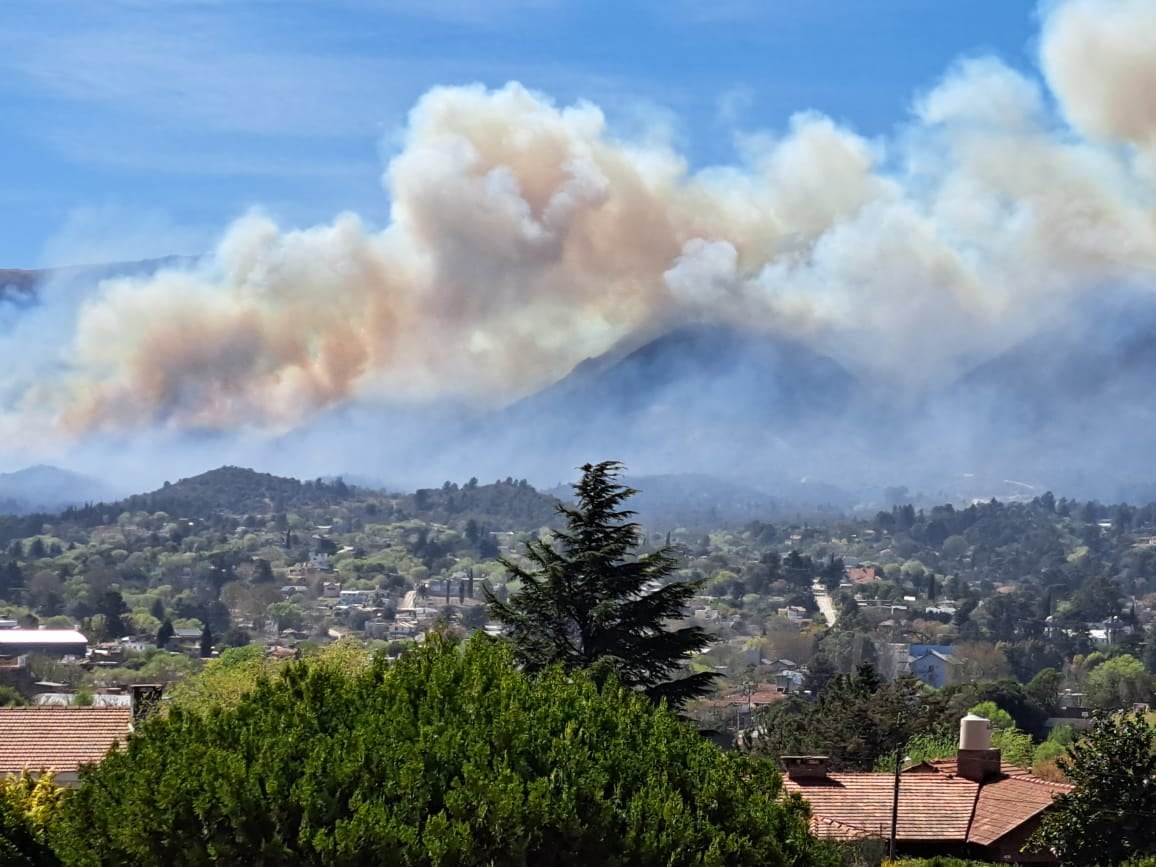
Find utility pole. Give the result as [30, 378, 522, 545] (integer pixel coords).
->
[738, 681, 754, 732]
[889, 744, 901, 860]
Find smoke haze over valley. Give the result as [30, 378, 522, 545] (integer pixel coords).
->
[4, 0, 1156, 504]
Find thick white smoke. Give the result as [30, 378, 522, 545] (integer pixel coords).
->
[12, 0, 1156, 439]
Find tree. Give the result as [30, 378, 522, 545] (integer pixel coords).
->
[198, 623, 213, 659]
[477, 532, 499, 560]
[148, 598, 165, 621]
[752, 671, 938, 771]
[460, 605, 488, 629]
[969, 700, 1015, 731]
[166, 645, 280, 712]
[486, 461, 716, 709]
[1025, 667, 1064, 715]
[264, 601, 304, 632]
[53, 635, 837, 867]
[251, 558, 275, 584]
[1032, 710, 1156, 864]
[155, 619, 174, 649]
[221, 628, 251, 648]
[1085, 654, 1155, 710]
[804, 653, 838, 696]
[96, 590, 129, 641]
[954, 641, 1012, 682]
[1145, 622, 1156, 675]
[0, 771, 65, 867]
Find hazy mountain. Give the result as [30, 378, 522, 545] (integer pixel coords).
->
[517, 322, 861, 419]
[951, 290, 1156, 413]
[544, 472, 852, 530]
[880, 288, 1156, 501]
[471, 323, 874, 484]
[0, 465, 120, 514]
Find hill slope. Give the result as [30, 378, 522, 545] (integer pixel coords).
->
[0, 465, 119, 514]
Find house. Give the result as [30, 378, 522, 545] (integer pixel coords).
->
[119, 635, 153, 653]
[1044, 691, 1096, 732]
[777, 606, 809, 622]
[704, 684, 790, 730]
[1087, 617, 1131, 646]
[909, 648, 959, 688]
[886, 643, 958, 687]
[774, 670, 806, 694]
[763, 658, 800, 675]
[339, 589, 376, 606]
[165, 628, 202, 653]
[0, 706, 134, 784]
[0, 629, 88, 659]
[782, 715, 1073, 864]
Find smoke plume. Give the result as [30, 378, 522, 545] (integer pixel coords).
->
[12, 0, 1156, 441]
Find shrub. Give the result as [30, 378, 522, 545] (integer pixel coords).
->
[54, 634, 838, 867]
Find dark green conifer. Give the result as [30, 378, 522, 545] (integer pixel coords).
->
[486, 460, 716, 709]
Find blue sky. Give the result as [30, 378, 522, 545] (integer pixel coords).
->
[0, 0, 1040, 269]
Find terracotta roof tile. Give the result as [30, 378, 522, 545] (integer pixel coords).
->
[810, 815, 874, 840]
[0, 707, 132, 774]
[784, 772, 979, 840]
[786, 761, 1073, 846]
[969, 774, 1072, 845]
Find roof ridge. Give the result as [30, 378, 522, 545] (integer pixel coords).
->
[1002, 771, 1074, 791]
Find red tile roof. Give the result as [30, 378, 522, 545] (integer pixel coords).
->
[0, 707, 132, 774]
[784, 759, 1073, 846]
[809, 815, 874, 840]
[785, 772, 978, 840]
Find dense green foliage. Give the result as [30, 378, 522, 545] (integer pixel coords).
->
[1032, 710, 1156, 865]
[487, 461, 716, 709]
[0, 772, 66, 867]
[52, 634, 833, 867]
[751, 664, 941, 769]
[752, 662, 1055, 771]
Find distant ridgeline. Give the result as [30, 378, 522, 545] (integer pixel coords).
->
[0, 466, 563, 545]
[0, 256, 198, 307]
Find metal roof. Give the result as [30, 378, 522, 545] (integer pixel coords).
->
[0, 629, 87, 644]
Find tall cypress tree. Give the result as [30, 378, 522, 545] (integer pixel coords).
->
[485, 461, 716, 709]
[156, 618, 175, 649]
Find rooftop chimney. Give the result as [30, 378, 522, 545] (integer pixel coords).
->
[781, 755, 830, 781]
[957, 713, 1000, 781]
